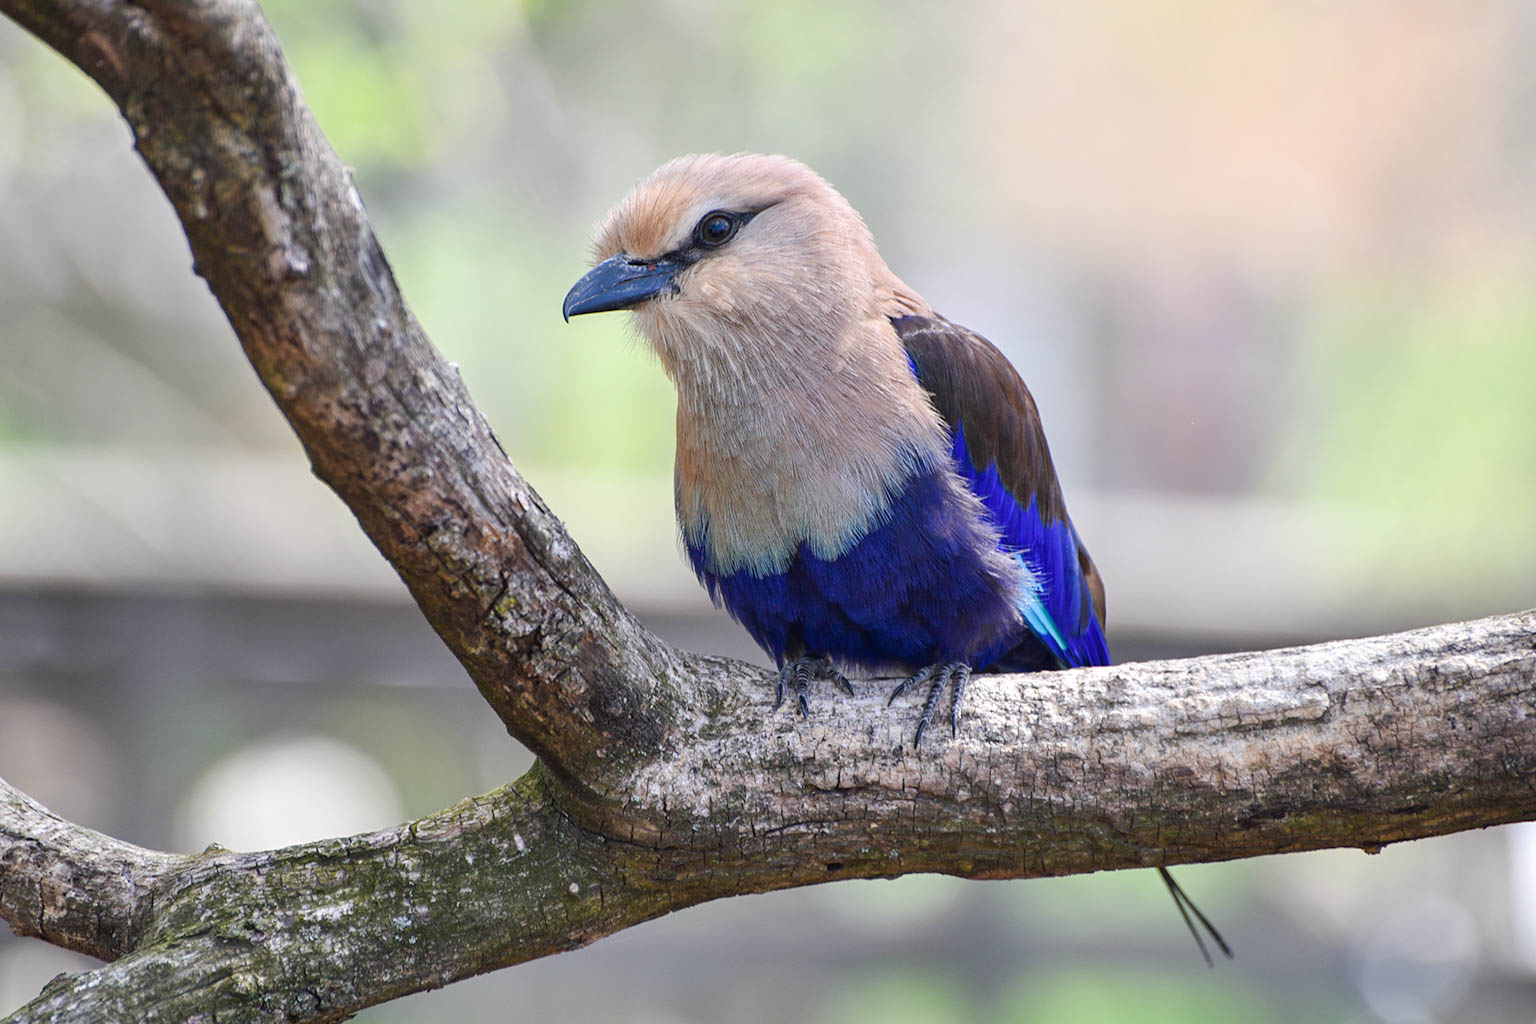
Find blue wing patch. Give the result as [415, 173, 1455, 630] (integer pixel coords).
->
[895, 318, 1110, 671]
[944, 404, 1110, 670]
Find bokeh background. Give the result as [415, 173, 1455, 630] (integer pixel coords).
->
[2, 2, 1535, 1021]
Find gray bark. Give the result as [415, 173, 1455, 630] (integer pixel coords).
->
[1, 1, 1533, 1021]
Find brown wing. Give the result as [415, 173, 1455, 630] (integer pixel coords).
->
[894, 313, 1106, 630]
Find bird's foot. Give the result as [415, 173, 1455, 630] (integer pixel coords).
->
[773, 656, 855, 718]
[888, 662, 972, 747]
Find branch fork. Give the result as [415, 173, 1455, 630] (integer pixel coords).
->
[1, 2, 1534, 1021]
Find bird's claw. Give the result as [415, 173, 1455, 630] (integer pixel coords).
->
[773, 656, 854, 718]
[889, 662, 972, 747]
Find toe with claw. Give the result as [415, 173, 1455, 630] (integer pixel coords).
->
[888, 662, 972, 747]
[773, 655, 855, 718]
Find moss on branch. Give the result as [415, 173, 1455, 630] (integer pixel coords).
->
[1, 1, 1534, 1021]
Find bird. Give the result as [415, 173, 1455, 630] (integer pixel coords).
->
[562, 154, 1229, 964]
[563, 153, 1108, 738]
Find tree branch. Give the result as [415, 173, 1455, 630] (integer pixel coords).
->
[3, 613, 1533, 1021]
[1, 766, 702, 1023]
[2, 1, 1534, 1022]
[2, 0, 687, 800]
[0, 780, 179, 962]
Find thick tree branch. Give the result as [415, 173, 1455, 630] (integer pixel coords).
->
[2, 1, 1534, 1022]
[0, 781, 179, 962]
[2, 767, 699, 1024]
[2, 0, 687, 800]
[2, 614, 1533, 1021]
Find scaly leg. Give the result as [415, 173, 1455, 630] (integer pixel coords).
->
[773, 655, 855, 718]
[888, 662, 972, 747]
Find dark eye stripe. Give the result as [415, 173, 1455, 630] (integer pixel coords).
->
[666, 207, 766, 265]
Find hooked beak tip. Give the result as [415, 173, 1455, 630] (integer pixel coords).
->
[562, 253, 680, 322]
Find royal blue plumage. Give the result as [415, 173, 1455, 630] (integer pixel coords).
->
[687, 459, 1022, 672]
[686, 348, 1110, 679]
[948, 416, 1111, 671]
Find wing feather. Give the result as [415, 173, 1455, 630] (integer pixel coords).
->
[894, 314, 1109, 668]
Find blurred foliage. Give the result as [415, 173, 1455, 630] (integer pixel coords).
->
[816, 963, 1322, 1023]
[384, 209, 678, 474]
[996, 968, 1299, 1024]
[817, 972, 974, 1024]
[1279, 281, 1536, 589]
[999, 862, 1248, 938]
[5, 0, 1532, 563]
[3, 4, 1535, 1022]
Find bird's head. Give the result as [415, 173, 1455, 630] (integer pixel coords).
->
[563, 153, 925, 387]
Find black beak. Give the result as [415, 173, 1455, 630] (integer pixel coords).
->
[562, 254, 682, 322]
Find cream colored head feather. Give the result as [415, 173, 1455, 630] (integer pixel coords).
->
[572, 153, 955, 575]
[589, 153, 929, 389]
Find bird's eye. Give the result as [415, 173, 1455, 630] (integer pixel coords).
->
[694, 211, 739, 248]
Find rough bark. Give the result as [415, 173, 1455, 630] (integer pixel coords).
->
[1, 1, 1533, 1022]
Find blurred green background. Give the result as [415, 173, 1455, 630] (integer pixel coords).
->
[1, 2, 1533, 1022]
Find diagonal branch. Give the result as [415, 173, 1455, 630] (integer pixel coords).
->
[2, 1, 1535, 1022]
[2, 0, 686, 797]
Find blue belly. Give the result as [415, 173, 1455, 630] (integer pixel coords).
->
[686, 466, 1031, 670]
